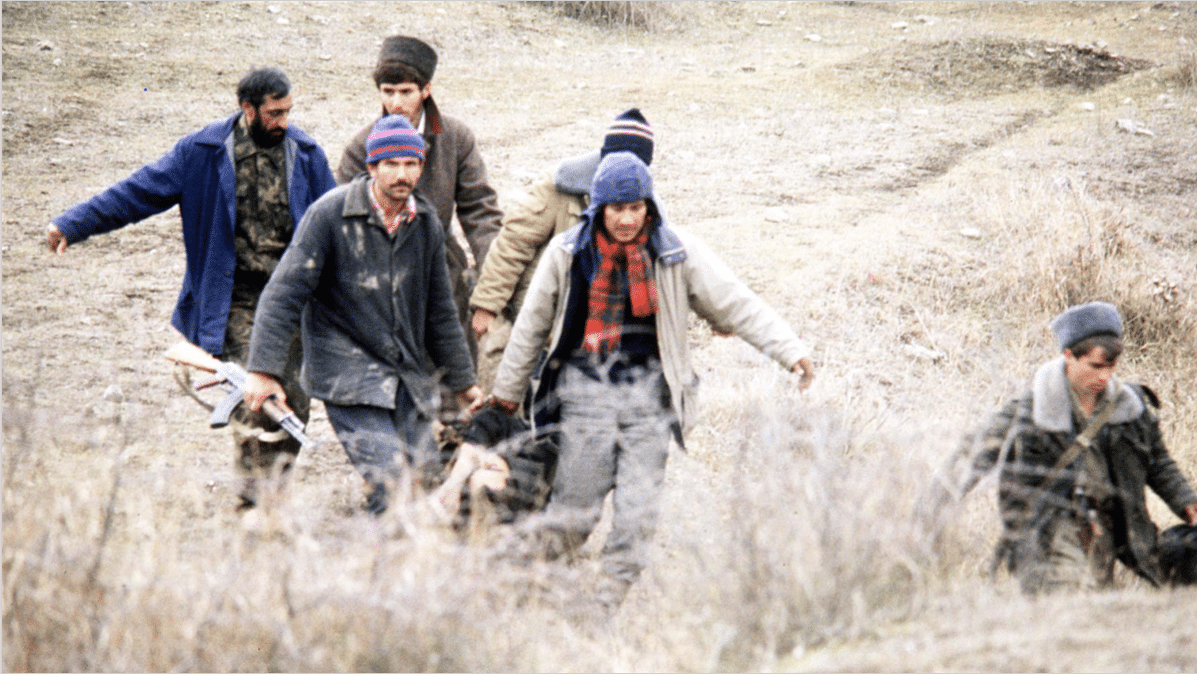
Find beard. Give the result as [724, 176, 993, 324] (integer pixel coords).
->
[249, 114, 285, 149]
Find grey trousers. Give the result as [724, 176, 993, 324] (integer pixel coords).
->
[1019, 509, 1117, 594]
[539, 360, 674, 601]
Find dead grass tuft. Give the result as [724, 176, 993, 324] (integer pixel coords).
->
[963, 177, 1195, 362]
[538, 1, 679, 31]
[1174, 42, 1197, 89]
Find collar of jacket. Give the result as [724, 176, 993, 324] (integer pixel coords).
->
[340, 174, 434, 225]
[377, 95, 444, 137]
[553, 150, 601, 195]
[566, 199, 686, 271]
[1031, 355, 1144, 432]
[196, 112, 321, 150]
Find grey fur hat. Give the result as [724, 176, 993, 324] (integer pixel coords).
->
[1051, 301, 1123, 351]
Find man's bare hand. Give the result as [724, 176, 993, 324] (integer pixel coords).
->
[46, 223, 69, 255]
[487, 395, 520, 415]
[456, 385, 484, 412]
[243, 371, 288, 413]
[471, 308, 496, 338]
[1184, 502, 1197, 525]
[792, 357, 815, 390]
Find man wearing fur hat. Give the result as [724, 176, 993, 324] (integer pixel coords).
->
[245, 115, 482, 515]
[951, 302, 1197, 594]
[335, 35, 502, 361]
[469, 108, 655, 393]
[484, 152, 815, 608]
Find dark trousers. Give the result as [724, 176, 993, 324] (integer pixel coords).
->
[324, 383, 436, 514]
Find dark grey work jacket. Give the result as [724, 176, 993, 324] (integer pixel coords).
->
[982, 358, 1197, 586]
[247, 176, 475, 416]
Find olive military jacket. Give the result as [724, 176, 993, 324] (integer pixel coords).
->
[468, 164, 590, 320]
[970, 357, 1197, 586]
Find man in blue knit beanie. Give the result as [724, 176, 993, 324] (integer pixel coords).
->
[484, 152, 815, 611]
[469, 108, 657, 394]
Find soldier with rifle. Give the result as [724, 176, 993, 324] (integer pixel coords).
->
[944, 302, 1197, 593]
[45, 68, 337, 509]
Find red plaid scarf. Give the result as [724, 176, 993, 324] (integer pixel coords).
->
[583, 227, 658, 355]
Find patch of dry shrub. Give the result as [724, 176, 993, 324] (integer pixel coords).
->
[1, 400, 607, 672]
[965, 177, 1195, 363]
[644, 391, 942, 671]
[1174, 42, 1197, 89]
[843, 38, 1155, 99]
[539, 1, 679, 31]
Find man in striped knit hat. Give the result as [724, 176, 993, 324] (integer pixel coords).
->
[244, 115, 481, 514]
[469, 109, 656, 393]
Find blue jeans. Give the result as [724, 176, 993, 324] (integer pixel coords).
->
[324, 384, 436, 514]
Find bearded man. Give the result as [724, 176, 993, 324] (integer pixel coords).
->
[46, 67, 338, 508]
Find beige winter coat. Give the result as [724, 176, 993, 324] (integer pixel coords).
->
[490, 220, 811, 441]
[469, 171, 587, 320]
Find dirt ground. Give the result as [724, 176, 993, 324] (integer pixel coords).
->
[4, 1, 1197, 671]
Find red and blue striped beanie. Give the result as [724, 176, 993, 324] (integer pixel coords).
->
[366, 114, 425, 164]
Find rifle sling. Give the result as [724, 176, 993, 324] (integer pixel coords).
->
[1039, 386, 1116, 488]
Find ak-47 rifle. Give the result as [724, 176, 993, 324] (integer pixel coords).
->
[164, 340, 315, 449]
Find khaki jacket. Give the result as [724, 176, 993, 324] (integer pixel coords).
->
[491, 219, 811, 442]
[469, 171, 587, 319]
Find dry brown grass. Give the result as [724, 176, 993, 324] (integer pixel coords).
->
[538, 1, 682, 31]
[6, 1, 1197, 671]
[1174, 41, 1197, 90]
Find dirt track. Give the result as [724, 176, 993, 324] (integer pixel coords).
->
[5, 2, 1197, 671]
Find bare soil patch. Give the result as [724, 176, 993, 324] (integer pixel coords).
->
[844, 37, 1155, 98]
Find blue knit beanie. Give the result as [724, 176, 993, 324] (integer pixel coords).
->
[590, 151, 653, 207]
[1051, 301, 1123, 351]
[366, 114, 425, 164]
[601, 108, 654, 166]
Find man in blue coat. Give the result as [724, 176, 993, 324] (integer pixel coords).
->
[46, 67, 338, 509]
